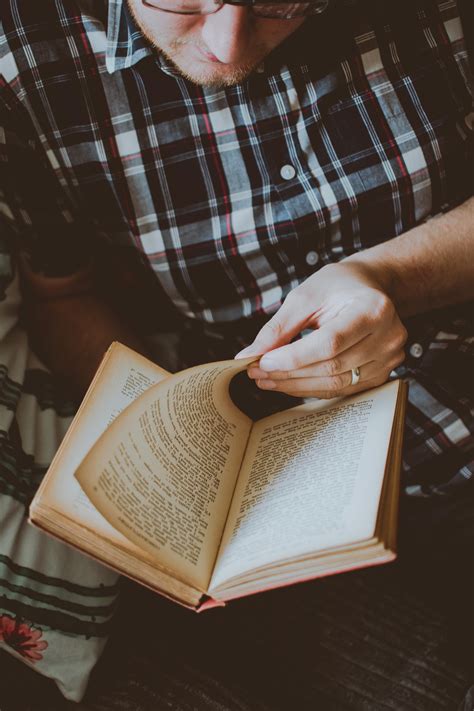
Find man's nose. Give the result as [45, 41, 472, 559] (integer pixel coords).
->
[201, 4, 253, 64]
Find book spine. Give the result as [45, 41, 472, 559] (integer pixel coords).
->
[196, 596, 226, 612]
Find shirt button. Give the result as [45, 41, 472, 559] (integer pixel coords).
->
[305, 251, 319, 266]
[280, 164, 296, 180]
[313, 0, 329, 11]
[465, 112, 474, 131]
[409, 342, 424, 358]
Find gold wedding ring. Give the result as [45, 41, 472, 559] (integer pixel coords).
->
[350, 367, 361, 386]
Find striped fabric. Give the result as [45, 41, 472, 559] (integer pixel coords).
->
[0, 245, 119, 700]
[0, 0, 473, 701]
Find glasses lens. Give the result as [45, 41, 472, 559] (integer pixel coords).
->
[143, 0, 219, 14]
[252, 0, 328, 17]
[253, 2, 309, 17]
[143, 0, 328, 17]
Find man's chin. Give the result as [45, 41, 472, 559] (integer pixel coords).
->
[171, 57, 259, 88]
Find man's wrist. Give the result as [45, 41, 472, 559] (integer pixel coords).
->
[337, 253, 399, 305]
[341, 221, 436, 318]
[340, 198, 474, 318]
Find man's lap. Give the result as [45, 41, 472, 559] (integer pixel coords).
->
[0, 265, 472, 705]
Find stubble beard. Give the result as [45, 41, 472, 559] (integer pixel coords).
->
[128, 2, 266, 88]
[168, 43, 260, 86]
[126, 0, 268, 87]
[151, 36, 264, 87]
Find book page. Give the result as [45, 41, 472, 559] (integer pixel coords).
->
[32, 344, 171, 550]
[76, 359, 253, 591]
[209, 381, 400, 591]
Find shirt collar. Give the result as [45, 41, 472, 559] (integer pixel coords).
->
[106, 0, 154, 74]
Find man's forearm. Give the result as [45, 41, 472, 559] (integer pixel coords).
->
[345, 196, 474, 318]
[19, 257, 149, 398]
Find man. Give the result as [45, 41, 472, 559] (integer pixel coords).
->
[0, 0, 473, 705]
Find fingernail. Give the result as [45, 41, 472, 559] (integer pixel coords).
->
[258, 379, 276, 389]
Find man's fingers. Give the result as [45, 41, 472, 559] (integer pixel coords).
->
[256, 360, 372, 393]
[248, 335, 372, 380]
[258, 304, 371, 372]
[255, 362, 394, 398]
[248, 332, 405, 381]
[235, 296, 311, 358]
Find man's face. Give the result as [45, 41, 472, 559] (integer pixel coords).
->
[126, 0, 305, 87]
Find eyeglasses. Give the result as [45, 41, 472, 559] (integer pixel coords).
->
[142, 0, 329, 20]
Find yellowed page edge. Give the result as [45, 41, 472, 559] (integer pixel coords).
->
[29, 342, 171, 552]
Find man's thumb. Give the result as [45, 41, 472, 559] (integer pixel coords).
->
[235, 301, 305, 359]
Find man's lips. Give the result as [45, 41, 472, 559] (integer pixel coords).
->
[196, 46, 222, 63]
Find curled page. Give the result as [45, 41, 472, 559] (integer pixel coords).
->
[76, 359, 252, 591]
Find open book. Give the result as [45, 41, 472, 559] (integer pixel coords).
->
[30, 342, 407, 611]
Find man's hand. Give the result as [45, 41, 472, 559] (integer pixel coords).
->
[236, 261, 407, 398]
[237, 196, 474, 399]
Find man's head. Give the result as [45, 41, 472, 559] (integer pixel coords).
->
[126, 0, 327, 87]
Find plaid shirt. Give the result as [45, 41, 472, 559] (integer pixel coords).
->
[1, 0, 473, 495]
